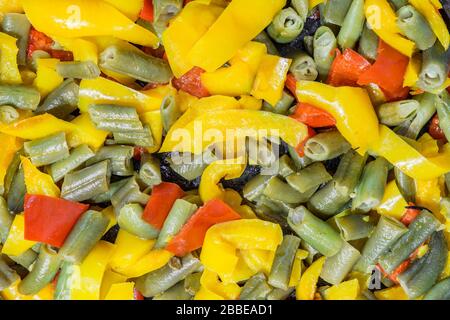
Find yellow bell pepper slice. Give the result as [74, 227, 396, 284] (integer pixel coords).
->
[54, 37, 98, 63]
[22, 0, 158, 48]
[141, 110, 164, 153]
[194, 286, 225, 300]
[21, 156, 60, 197]
[0, 0, 23, 18]
[187, 0, 286, 72]
[102, 206, 117, 235]
[199, 159, 246, 202]
[309, 0, 326, 10]
[0, 32, 22, 84]
[177, 91, 199, 113]
[295, 81, 379, 154]
[418, 133, 440, 157]
[323, 279, 361, 300]
[1, 279, 54, 300]
[162, 1, 224, 77]
[198, 269, 241, 300]
[409, 0, 449, 50]
[374, 286, 409, 300]
[239, 249, 276, 276]
[0, 133, 22, 193]
[67, 113, 109, 151]
[239, 95, 262, 110]
[403, 54, 421, 88]
[296, 256, 326, 300]
[99, 268, 128, 299]
[202, 61, 255, 96]
[103, 0, 144, 21]
[251, 54, 292, 106]
[230, 41, 268, 74]
[288, 250, 309, 288]
[104, 282, 135, 300]
[376, 180, 408, 220]
[33, 58, 64, 98]
[117, 249, 173, 278]
[365, 0, 415, 57]
[415, 179, 441, 217]
[1, 214, 36, 256]
[223, 189, 257, 219]
[230, 254, 256, 283]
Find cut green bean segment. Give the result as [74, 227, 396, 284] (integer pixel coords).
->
[113, 125, 154, 147]
[396, 5, 436, 51]
[153, 281, 192, 300]
[0, 105, 19, 124]
[35, 79, 79, 118]
[303, 35, 314, 56]
[29, 50, 51, 71]
[254, 31, 279, 55]
[262, 91, 295, 115]
[54, 261, 76, 300]
[301, 240, 320, 265]
[0, 85, 40, 111]
[289, 52, 318, 81]
[424, 277, 450, 300]
[323, 0, 352, 26]
[8, 249, 38, 270]
[266, 287, 294, 300]
[313, 26, 337, 79]
[90, 178, 129, 204]
[99, 45, 173, 84]
[0, 257, 19, 291]
[111, 176, 149, 215]
[184, 272, 202, 296]
[155, 199, 197, 249]
[377, 99, 419, 126]
[436, 90, 450, 141]
[1, 13, 31, 66]
[358, 23, 379, 61]
[335, 214, 375, 241]
[404, 93, 438, 139]
[243, 175, 273, 202]
[49, 144, 95, 183]
[320, 241, 361, 285]
[379, 211, 441, 274]
[394, 167, 416, 203]
[4, 149, 23, 197]
[288, 145, 313, 170]
[417, 42, 449, 92]
[7, 165, 26, 214]
[56, 61, 100, 79]
[18, 245, 61, 296]
[139, 155, 162, 188]
[267, 8, 304, 44]
[304, 131, 351, 162]
[153, 0, 183, 25]
[61, 160, 111, 202]
[263, 176, 316, 205]
[88, 104, 143, 133]
[0, 197, 13, 244]
[87, 145, 135, 176]
[161, 94, 181, 133]
[291, 0, 309, 21]
[59, 210, 110, 264]
[24, 132, 69, 167]
[389, 0, 408, 9]
[275, 155, 296, 178]
[288, 206, 344, 257]
[240, 273, 273, 300]
[136, 255, 201, 298]
[286, 162, 332, 193]
[268, 235, 301, 290]
[337, 0, 365, 50]
[118, 204, 159, 240]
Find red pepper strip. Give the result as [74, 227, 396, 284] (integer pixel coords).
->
[376, 260, 411, 284]
[429, 114, 446, 140]
[166, 199, 241, 257]
[400, 203, 422, 226]
[140, 0, 154, 23]
[27, 28, 73, 61]
[358, 40, 410, 102]
[133, 289, 144, 300]
[172, 67, 210, 98]
[48, 49, 74, 62]
[295, 126, 316, 157]
[285, 73, 297, 97]
[133, 146, 146, 161]
[24, 194, 89, 248]
[142, 182, 185, 230]
[290, 102, 337, 128]
[327, 48, 371, 87]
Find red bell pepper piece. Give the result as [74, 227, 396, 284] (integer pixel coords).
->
[27, 28, 73, 61]
[358, 40, 410, 101]
[172, 67, 210, 98]
[376, 260, 410, 284]
[133, 146, 146, 161]
[48, 50, 74, 62]
[166, 199, 241, 256]
[327, 48, 371, 87]
[290, 102, 336, 128]
[142, 182, 185, 230]
[294, 126, 316, 157]
[429, 114, 446, 140]
[285, 73, 297, 97]
[24, 194, 89, 248]
[400, 203, 422, 226]
[133, 288, 145, 300]
[140, 0, 154, 22]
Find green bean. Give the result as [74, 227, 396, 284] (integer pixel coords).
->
[301, 240, 320, 265]
[303, 35, 314, 57]
[3, 149, 22, 197]
[18, 245, 61, 295]
[263, 176, 316, 205]
[0, 85, 40, 111]
[7, 165, 26, 214]
[313, 26, 338, 79]
[248, 138, 277, 169]
[275, 155, 296, 178]
[111, 176, 149, 215]
[99, 45, 173, 84]
[262, 91, 295, 115]
[389, 0, 408, 9]
[337, 0, 365, 50]
[0, 257, 19, 291]
[24, 132, 69, 167]
[354, 216, 408, 274]
[240, 273, 272, 300]
[0, 105, 19, 124]
[243, 175, 273, 202]
[155, 199, 197, 249]
[288, 206, 344, 257]
[35, 79, 79, 118]
[394, 167, 416, 203]
[379, 211, 441, 274]
[161, 94, 181, 133]
[61, 160, 111, 202]
[1, 13, 31, 66]
[417, 42, 449, 92]
[87, 145, 135, 176]
[441, 198, 450, 220]
[0, 197, 12, 244]
[398, 231, 447, 299]
[304, 131, 351, 162]
[404, 93, 438, 139]
[118, 204, 159, 240]
[288, 52, 318, 81]
[396, 5, 436, 51]
[54, 261, 75, 300]
[29, 50, 51, 71]
[376, 99, 419, 126]
[8, 249, 38, 270]
[288, 145, 313, 170]
[358, 23, 379, 62]
[59, 210, 110, 264]
[267, 8, 304, 44]
[286, 162, 332, 194]
[323, 0, 352, 26]
[153, 0, 183, 25]
[138, 155, 162, 188]
[268, 235, 301, 290]
[88, 104, 143, 132]
[113, 125, 154, 147]
[266, 287, 294, 300]
[254, 31, 279, 55]
[436, 90, 450, 141]
[335, 214, 374, 242]
[256, 195, 294, 217]
[424, 277, 450, 300]
[320, 241, 361, 285]
[365, 83, 386, 107]
[352, 157, 389, 213]
[136, 255, 201, 297]
[308, 150, 367, 218]
[153, 281, 193, 300]
[48, 144, 95, 183]
[90, 178, 129, 204]
[291, 0, 309, 21]
[168, 152, 210, 181]
[56, 61, 100, 79]
[184, 272, 202, 296]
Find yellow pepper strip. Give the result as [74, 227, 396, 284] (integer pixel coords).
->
[230, 254, 256, 283]
[239, 95, 262, 110]
[1, 214, 36, 256]
[99, 268, 128, 300]
[67, 113, 109, 151]
[430, 0, 443, 9]
[1, 279, 54, 300]
[415, 179, 441, 217]
[141, 110, 164, 153]
[187, 0, 286, 72]
[0, 0, 23, 18]
[162, 1, 224, 78]
[142, 84, 177, 107]
[202, 61, 255, 96]
[418, 133, 440, 157]
[20, 70, 37, 85]
[376, 180, 408, 220]
[374, 286, 409, 300]
[22, 0, 158, 48]
[160, 109, 308, 154]
[33, 58, 64, 98]
[194, 286, 225, 300]
[365, 0, 415, 57]
[230, 41, 268, 74]
[295, 81, 380, 154]
[78, 77, 162, 114]
[251, 55, 292, 106]
[296, 256, 326, 300]
[54, 38, 98, 63]
[199, 159, 246, 202]
[371, 125, 450, 180]
[323, 279, 361, 300]
[21, 156, 60, 197]
[0, 32, 22, 84]
[117, 249, 173, 278]
[103, 0, 144, 21]
[104, 282, 135, 300]
[177, 91, 199, 113]
[348, 271, 371, 291]
[309, 0, 326, 10]
[201, 219, 283, 284]
[102, 206, 117, 235]
[0, 133, 22, 193]
[409, 0, 449, 50]
[224, 189, 257, 219]
[289, 250, 309, 288]
[197, 269, 241, 300]
[239, 249, 276, 276]
[403, 54, 421, 88]
[70, 241, 116, 300]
